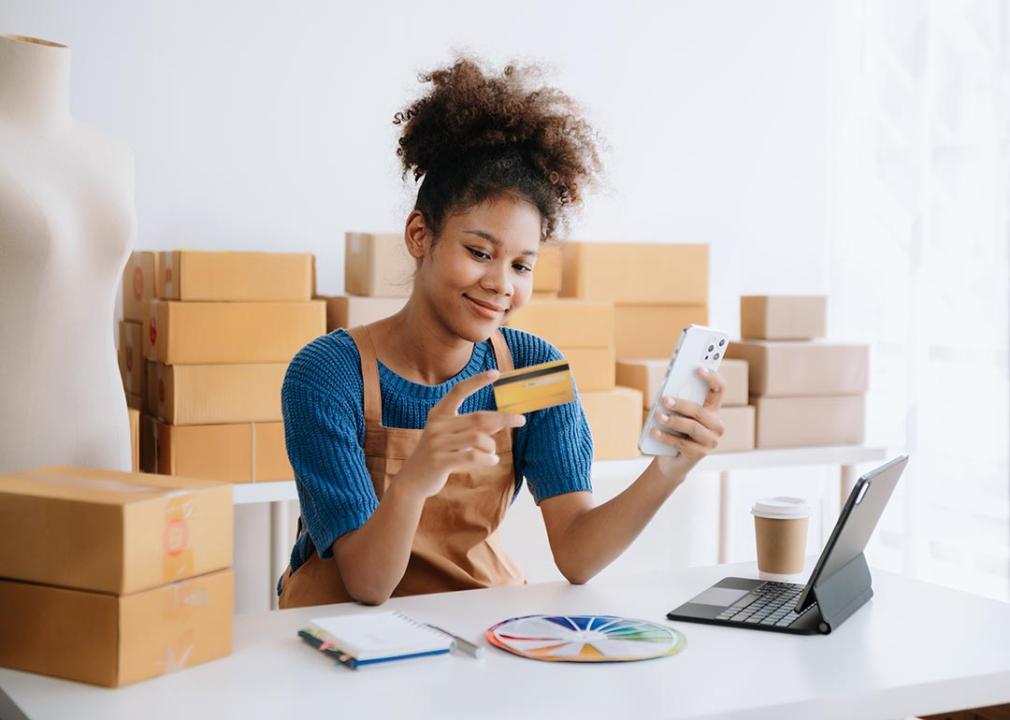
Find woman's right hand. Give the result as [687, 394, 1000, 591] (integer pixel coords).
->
[396, 369, 526, 500]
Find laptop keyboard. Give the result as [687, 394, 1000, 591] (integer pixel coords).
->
[715, 582, 812, 628]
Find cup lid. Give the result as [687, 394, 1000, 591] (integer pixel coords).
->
[751, 496, 811, 520]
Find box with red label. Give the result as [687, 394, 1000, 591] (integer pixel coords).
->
[0, 568, 233, 687]
[0, 465, 232, 594]
[119, 320, 145, 396]
[121, 251, 160, 324]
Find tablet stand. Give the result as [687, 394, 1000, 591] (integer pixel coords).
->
[808, 552, 874, 634]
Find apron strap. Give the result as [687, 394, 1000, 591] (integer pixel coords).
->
[489, 330, 514, 373]
[348, 325, 383, 425]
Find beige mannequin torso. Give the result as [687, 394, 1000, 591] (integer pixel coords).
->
[0, 35, 133, 473]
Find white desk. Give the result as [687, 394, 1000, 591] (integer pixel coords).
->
[236, 446, 887, 609]
[2, 561, 1008, 720]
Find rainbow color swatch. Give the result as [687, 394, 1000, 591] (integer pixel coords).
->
[486, 614, 686, 663]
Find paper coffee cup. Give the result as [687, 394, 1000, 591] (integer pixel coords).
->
[751, 497, 811, 575]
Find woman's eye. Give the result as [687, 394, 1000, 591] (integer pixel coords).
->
[513, 264, 532, 274]
[467, 247, 491, 261]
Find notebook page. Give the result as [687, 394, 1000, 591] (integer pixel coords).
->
[309, 611, 451, 661]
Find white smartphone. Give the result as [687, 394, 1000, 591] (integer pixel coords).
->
[638, 324, 730, 457]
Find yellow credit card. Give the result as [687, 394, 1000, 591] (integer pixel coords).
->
[493, 359, 575, 414]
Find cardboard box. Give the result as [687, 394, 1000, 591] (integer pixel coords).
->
[125, 392, 144, 411]
[344, 232, 415, 297]
[142, 417, 292, 483]
[563, 346, 615, 392]
[753, 395, 866, 448]
[640, 404, 755, 453]
[534, 243, 562, 293]
[159, 251, 314, 302]
[148, 362, 286, 425]
[725, 340, 869, 397]
[121, 251, 160, 323]
[144, 300, 325, 365]
[0, 465, 232, 594]
[614, 304, 708, 359]
[129, 408, 140, 472]
[581, 386, 643, 460]
[0, 569, 233, 687]
[119, 320, 145, 396]
[506, 299, 614, 348]
[720, 358, 749, 406]
[531, 291, 559, 300]
[617, 359, 666, 409]
[561, 242, 708, 304]
[322, 295, 408, 332]
[713, 405, 755, 453]
[740, 295, 827, 340]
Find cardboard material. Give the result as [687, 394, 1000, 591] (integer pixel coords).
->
[0, 465, 232, 594]
[147, 362, 286, 425]
[753, 395, 866, 448]
[725, 341, 870, 397]
[142, 417, 292, 483]
[581, 386, 643, 460]
[122, 251, 160, 323]
[344, 232, 415, 297]
[614, 304, 708, 359]
[129, 408, 140, 472]
[144, 300, 325, 365]
[641, 404, 755, 454]
[561, 242, 708, 304]
[533, 243, 562, 293]
[563, 346, 616, 392]
[321, 295, 408, 332]
[720, 359, 749, 407]
[125, 392, 144, 411]
[506, 299, 614, 348]
[0, 569, 233, 687]
[617, 359, 667, 409]
[119, 320, 145, 396]
[159, 251, 314, 302]
[740, 295, 827, 340]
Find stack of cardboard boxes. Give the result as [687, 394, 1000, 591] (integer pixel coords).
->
[318, 233, 413, 332]
[126, 251, 325, 483]
[119, 253, 159, 470]
[0, 465, 234, 687]
[727, 296, 869, 448]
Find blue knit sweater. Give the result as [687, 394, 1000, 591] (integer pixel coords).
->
[281, 327, 594, 578]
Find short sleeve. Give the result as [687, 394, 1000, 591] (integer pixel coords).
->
[512, 343, 594, 504]
[282, 378, 377, 559]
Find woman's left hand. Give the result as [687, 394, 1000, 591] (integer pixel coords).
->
[649, 367, 726, 484]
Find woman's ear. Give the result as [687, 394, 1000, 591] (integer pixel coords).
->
[404, 210, 430, 261]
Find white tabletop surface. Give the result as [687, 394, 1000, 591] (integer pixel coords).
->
[2, 561, 1009, 720]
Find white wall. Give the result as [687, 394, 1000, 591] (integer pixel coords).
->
[5, 0, 838, 611]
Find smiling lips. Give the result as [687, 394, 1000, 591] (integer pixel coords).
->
[464, 294, 507, 319]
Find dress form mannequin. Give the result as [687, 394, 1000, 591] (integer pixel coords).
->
[0, 35, 133, 473]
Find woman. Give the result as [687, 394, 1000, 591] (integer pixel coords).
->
[278, 58, 725, 608]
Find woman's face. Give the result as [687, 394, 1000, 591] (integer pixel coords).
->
[415, 194, 542, 343]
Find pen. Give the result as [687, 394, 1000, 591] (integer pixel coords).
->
[425, 623, 485, 659]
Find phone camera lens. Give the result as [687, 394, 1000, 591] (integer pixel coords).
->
[707, 345, 714, 352]
[719, 339, 726, 347]
[714, 352, 721, 360]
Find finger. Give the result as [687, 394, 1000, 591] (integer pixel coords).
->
[458, 410, 526, 433]
[430, 370, 500, 418]
[654, 410, 721, 449]
[440, 448, 501, 470]
[659, 395, 722, 432]
[443, 431, 497, 454]
[649, 426, 712, 460]
[699, 367, 726, 411]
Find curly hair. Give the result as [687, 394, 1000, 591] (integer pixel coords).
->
[394, 57, 602, 240]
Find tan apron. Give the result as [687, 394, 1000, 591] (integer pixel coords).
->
[278, 324, 526, 608]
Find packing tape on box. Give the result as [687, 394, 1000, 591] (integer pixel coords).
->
[23, 472, 166, 494]
[163, 494, 195, 581]
[162, 251, 175, 298]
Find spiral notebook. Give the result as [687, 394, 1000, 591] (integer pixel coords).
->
[303, 611, 452, 668]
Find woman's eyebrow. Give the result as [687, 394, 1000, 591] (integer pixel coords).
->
[463, 229, 538, 256]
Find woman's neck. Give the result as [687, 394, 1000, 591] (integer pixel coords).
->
[376, 297, 478, 386]
[0, 35, 72, 131]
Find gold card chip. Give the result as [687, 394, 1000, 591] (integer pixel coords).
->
[493, 359, 575, 414]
